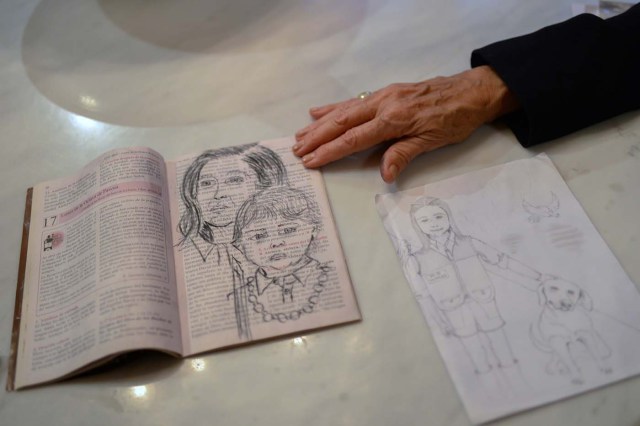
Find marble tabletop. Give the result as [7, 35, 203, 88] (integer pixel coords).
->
[1, 0, 639, 425]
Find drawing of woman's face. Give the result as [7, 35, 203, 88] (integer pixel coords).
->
[196, 157, 258, 228]
[239, 216, 315, 272]
[413, 205, 451, 237]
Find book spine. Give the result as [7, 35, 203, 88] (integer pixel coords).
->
[6, 188, 33, 391]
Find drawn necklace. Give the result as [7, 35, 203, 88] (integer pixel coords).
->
[245, 264, 331, 323]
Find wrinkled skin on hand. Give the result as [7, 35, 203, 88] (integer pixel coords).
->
[293, 66, 519, 183]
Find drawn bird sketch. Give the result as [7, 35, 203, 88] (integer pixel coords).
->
[522, 192, 560, 223]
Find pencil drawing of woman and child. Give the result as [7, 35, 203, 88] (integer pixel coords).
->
[177, 143, 328, 340]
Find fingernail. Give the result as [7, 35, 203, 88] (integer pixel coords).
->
[302, 153, 315, 165]
[295, 130, 305, 140]
[292, 142, 303, 152]
[388, 164, 398, 180]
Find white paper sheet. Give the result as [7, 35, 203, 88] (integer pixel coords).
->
[376, 154, 640, 423]
[572, 1, 637, 17]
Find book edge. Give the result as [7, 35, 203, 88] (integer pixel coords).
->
[7, 187, 33, 391]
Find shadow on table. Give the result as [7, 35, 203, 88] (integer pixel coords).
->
[96, 0, 371, 54]
[21, 0, 375, 127]
[67, 350, 181, 386]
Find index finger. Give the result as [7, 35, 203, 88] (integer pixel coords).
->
[294, 99, 377, 157]
[295, 97, 362, 141]
[301, 117, 396, 168]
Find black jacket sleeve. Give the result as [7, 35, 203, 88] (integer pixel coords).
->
[470, 4, 640, 147]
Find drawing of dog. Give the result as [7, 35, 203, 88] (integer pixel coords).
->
[529, 278, 612, 385]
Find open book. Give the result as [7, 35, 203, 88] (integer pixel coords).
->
[7, 137, 360, 390]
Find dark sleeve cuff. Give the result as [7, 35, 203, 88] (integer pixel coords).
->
[471, 4, 640, 147]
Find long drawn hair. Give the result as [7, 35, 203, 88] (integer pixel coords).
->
[409, 196, 463, 253]
[179, 143, 289, 245]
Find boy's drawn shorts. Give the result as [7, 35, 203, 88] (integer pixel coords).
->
[444, 296, 505, 337]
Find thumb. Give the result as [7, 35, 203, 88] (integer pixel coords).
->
[380, 137, 430, 183]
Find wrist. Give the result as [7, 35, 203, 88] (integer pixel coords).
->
[468, 65, 520, 123]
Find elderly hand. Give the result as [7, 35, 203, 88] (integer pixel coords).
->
[293, 65, 519, 183]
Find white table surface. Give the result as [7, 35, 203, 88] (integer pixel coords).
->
[1, 0, 639, 425]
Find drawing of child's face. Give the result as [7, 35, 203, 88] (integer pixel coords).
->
[197, 157, 257, 227]
[239, 216, 315, 272]
[414, 205, 451, 237]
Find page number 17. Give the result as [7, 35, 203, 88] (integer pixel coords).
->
[44, 216, 57, 227]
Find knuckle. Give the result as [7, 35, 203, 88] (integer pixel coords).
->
[340, 129, 359, 149]
[303, 123, 319, 137]
[386, 82, 403, 91]
[384, 83, 409, 97]
[304, 129, 325, 150]
[331, 106, 350, 127]
[378, 107, 404, 126]
[419, 133, 449, 150]
[392, 148, 413, 167]
[305, 128, 317, 143]
[378, 111, 394, 126]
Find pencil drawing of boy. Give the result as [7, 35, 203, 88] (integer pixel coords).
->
[232, 186, 330, 324]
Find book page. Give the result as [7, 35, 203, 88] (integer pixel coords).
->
[14, 148, 181, 389]
[166, 137, 360, 355]
[376, 154, 640, 423]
